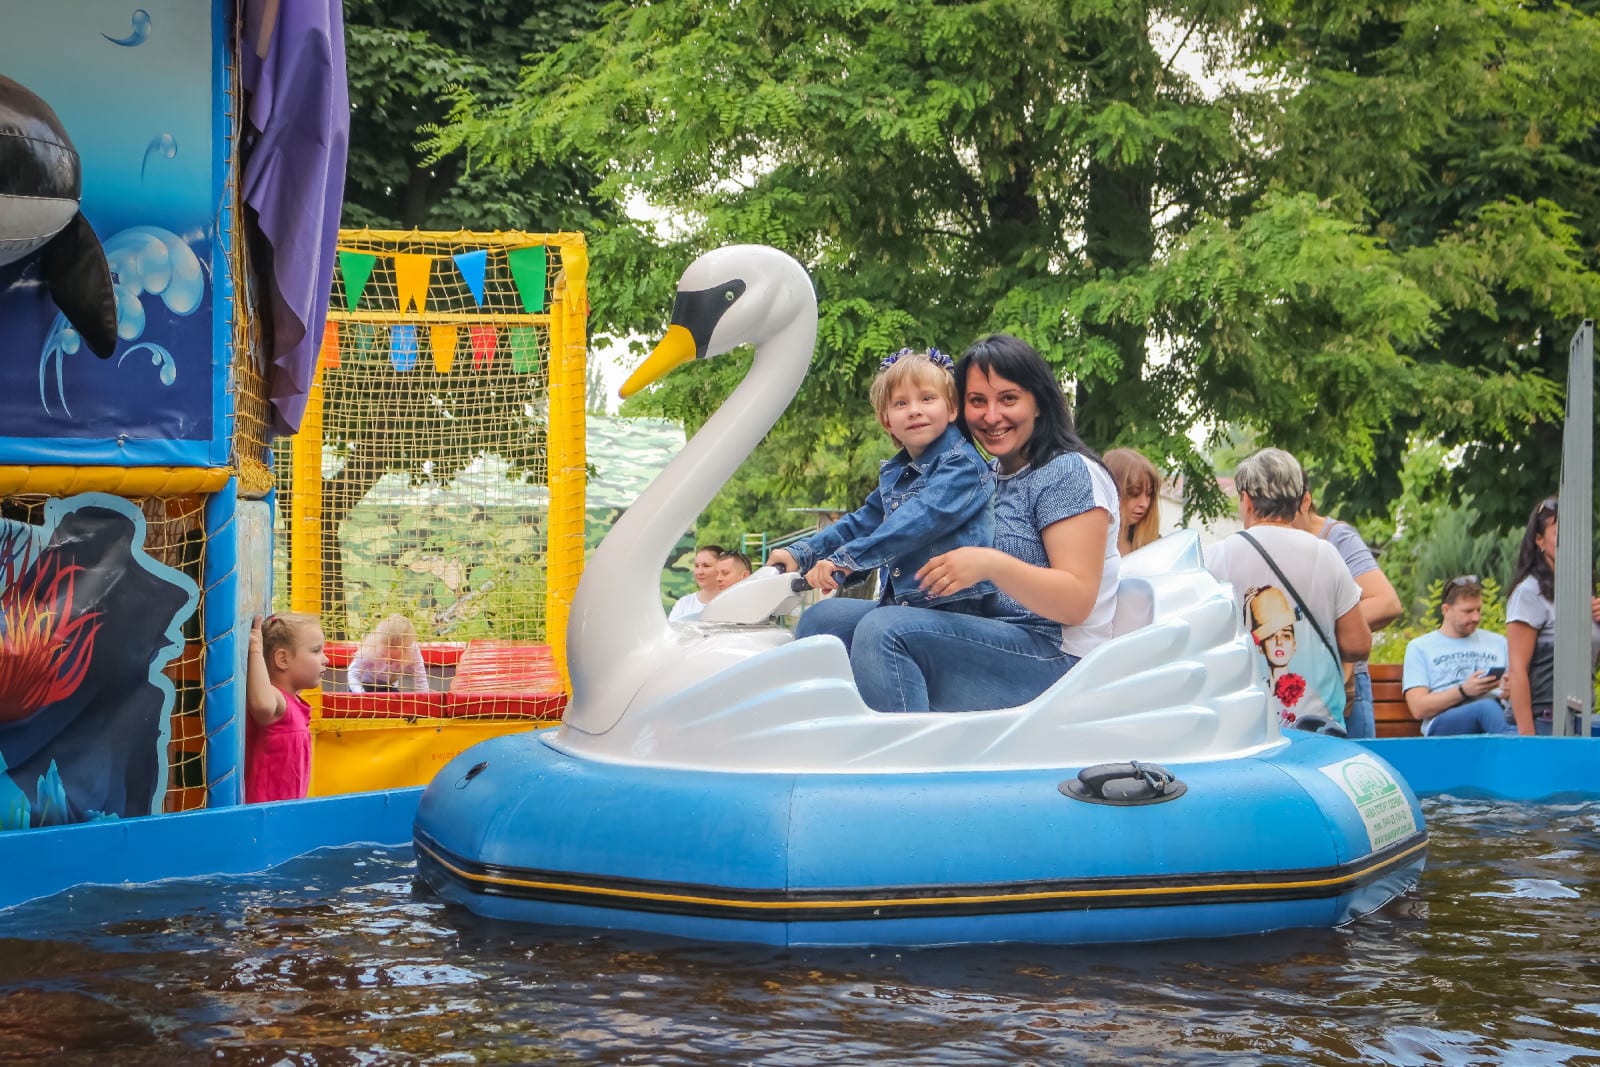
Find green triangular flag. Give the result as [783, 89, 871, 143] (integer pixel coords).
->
[338, 250, 378, 311]
[510, 326, 541, 372]
[506, 245, 547, 314]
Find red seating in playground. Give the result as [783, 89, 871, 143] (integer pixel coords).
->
[319, 639, 566, 721]
[446, 641, 567, 720]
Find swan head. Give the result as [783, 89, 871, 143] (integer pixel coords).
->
[620, 245, 817, 397]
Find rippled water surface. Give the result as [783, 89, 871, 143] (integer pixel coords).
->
[4, 798, 1600, 1066]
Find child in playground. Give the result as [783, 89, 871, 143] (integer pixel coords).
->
[348, 614, 430, 693]
[245, 613, 327, 803]
[768, 347, 995, 609]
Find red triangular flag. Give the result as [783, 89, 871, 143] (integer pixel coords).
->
[470, 325, 497, 367]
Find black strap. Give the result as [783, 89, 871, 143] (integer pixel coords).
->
[1237, 530, 1342, 677]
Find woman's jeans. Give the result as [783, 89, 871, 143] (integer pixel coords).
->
[795, 598, 1078, 713]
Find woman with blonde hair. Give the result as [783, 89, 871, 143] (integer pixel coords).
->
[1104, 448, 1161, 554]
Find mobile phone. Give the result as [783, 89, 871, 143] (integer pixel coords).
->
[1485, 666, 1507, 680]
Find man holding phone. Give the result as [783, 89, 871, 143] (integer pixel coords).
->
[1402, 575, 1516, 735]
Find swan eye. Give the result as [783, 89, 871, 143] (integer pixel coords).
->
[724, 289, 737, 302]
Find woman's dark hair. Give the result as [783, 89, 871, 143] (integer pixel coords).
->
[954, 334, 1100, 470]
[1510, 496, 1558, 602]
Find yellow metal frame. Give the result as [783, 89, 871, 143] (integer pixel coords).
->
[289, 230, 588, 694]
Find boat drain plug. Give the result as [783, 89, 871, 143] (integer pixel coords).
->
[1060, 761, 1187, 806]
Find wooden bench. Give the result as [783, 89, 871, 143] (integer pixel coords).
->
[1370, 662, 1422, 738]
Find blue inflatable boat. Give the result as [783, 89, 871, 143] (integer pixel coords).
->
[413, 245, 1426, 946]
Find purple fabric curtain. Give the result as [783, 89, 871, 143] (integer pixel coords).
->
[239, 0, 348, 435]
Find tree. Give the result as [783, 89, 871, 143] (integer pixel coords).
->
[343, 0, 610, 231]
[1252, 0, 1599, 530]
[433, 0, 1444, 526]
[435, 0, 1593, 538]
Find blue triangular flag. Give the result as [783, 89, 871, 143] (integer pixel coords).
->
[453, 249, 488, 306]
[390, 325, 419, 371]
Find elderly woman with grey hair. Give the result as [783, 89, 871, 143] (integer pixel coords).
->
[1204, 448, 1371, 731]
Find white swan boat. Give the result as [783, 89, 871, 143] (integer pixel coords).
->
[413, 245, 1426, 947]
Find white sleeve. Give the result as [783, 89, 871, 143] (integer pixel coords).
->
[346, 658, 367, 694]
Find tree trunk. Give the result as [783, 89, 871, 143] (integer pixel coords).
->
[318, 445, 387, 638]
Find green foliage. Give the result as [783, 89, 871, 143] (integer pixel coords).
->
[1261, 0, 1600, 529]
[343, 0, 611, 232]
[1362, 441, 1522, 626]
[430, 0, 1599, 542]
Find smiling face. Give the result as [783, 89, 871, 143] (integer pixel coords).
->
[964, 367, 1039, 472]
[879, 378, 954, 458]
[692, 549, 721, 592]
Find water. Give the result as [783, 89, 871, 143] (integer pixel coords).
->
[4, 798, 1600, 1066]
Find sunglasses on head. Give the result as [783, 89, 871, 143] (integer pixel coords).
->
[1537, 496, 1558, 515]
[1442, 574, 1480, 602]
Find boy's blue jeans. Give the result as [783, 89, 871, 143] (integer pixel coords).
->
[795, 598, 1078, 713]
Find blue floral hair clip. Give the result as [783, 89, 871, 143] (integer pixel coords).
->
[879, 347, 954, 371]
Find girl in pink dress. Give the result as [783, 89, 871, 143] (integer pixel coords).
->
[245, 613, 327, 803]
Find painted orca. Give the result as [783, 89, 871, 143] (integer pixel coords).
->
[0, 74, 117, 359]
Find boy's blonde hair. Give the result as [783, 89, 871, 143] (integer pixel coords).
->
[263, 612, 321, 660]
[869, 349, 956, 421]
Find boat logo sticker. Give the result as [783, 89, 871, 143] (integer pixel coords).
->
[1318, 753, 1416, 850]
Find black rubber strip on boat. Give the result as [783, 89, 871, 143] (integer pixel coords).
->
[412, 827, 1429, 922]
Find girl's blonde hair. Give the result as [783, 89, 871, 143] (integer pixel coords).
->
[869, 349, 956, 420]
[358, 614, 420, 659]
[1104, 448, 1162, 551]
[262, 612, 322, 660]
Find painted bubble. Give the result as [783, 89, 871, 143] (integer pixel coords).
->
[103, 8, 152, 46]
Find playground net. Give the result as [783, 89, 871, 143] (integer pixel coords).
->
[275, 230, 588, 727]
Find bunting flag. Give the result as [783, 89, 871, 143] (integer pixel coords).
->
[470, 325, 497, 368]
[390, 324, 419, 371]
[452, 249, 488, 306]
[507, 245, 548, 314]
[337, 250, 377, 311]
[510, 326, 540, 372]
[394, 254, 433, 314]
[319, 320, 340, 369]
[430, 325, 459, 374]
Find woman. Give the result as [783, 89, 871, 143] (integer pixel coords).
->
[794, 334, 1119, 712]
[1104, 448, 1161, 554]
[667, 544, 724, 622]
[1504, 497, 1600, 734]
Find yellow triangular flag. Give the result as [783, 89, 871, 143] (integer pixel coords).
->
[430, 325, 459, 373]
[394, 253, 433, 314]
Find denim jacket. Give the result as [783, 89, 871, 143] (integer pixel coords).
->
[786, 423, 996, 608]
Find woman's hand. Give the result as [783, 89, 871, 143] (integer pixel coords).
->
[917, 547, 1002, 598]
[806, 560, 847, 593]
[766, 549, 798, 574]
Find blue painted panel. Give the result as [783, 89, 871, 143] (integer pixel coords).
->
[0, 788, 422, 911]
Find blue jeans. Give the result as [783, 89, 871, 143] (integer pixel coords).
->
[1344, 667, 1375, 740]
[795, 598, 1079, 712]
[1428, 696, 1516, 736]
